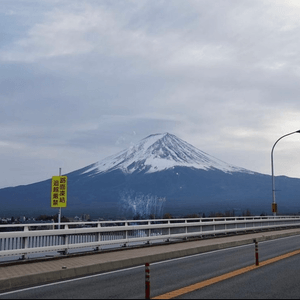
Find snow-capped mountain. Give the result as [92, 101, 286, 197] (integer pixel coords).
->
[83, 133, 253, 175]
[2, 132, 300, 218]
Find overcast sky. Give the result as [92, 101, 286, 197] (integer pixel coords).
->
[1, 0, 300, 188]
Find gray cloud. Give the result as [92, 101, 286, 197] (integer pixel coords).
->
[1, 0, 300, 187]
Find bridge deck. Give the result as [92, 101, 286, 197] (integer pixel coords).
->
[1, 228, 300, 293]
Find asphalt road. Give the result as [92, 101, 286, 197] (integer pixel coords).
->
[1, 235, 300, 299]
[176, 254, 300, 299]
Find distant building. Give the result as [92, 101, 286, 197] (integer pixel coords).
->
[81, 214, 90, 221]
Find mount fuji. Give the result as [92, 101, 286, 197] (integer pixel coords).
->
[82, 133, 253, 176]
[1, 133, 300, 218]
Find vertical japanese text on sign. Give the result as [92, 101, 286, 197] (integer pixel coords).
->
[51, 176, 68, 208]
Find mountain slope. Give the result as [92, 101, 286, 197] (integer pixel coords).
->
[83, 133, 253, 175]
[0, 133, 300, 218]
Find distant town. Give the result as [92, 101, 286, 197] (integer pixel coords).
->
[0, 214, 95, 225]
[0, 209, 283, 225]
[1, 209, 300, 226]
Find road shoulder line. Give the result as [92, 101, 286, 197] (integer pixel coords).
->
[1, 228, 300, 293]
[153, 248, 300, 299]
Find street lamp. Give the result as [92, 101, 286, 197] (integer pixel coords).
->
[271, 130, 300, 216]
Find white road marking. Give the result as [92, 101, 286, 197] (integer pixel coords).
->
[0, 244, 252, 296]
[0, 234, 299, 296]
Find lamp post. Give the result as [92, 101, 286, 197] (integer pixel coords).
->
[271, 130, 300, 216]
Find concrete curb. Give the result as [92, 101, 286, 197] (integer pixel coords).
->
[1, 229, 300, 293]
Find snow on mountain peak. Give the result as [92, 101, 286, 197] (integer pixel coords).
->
[83, 133, 253, 175]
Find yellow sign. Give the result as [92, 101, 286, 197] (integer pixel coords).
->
[51, 176, 67, 208]
[272, 203, 277, 213]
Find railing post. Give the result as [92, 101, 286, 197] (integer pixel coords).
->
[95, 222, 101, 251]
[21, 226, 29, 260]
[145, 263, 150, 299]
[165, 220, 170, 242]
[64, 224, 69, 255]
[21, 237, 29, 260]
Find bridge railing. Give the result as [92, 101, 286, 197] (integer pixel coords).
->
[0, 216, 300, 258]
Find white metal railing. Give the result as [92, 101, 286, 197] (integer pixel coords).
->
[1, 216, 300, 259]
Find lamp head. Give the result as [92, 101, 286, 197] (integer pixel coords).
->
[297, 130, 300, 133]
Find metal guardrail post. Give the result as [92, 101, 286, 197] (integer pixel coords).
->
[21, 237, 29, 260]
[63, 224, 69, 255]
[21, 226, 29, 260]
[95, 223, 101, 251]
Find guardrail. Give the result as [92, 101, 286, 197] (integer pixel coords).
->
[1, 216, 300, 259]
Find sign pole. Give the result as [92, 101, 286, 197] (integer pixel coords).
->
[58, 168, 62, 229]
